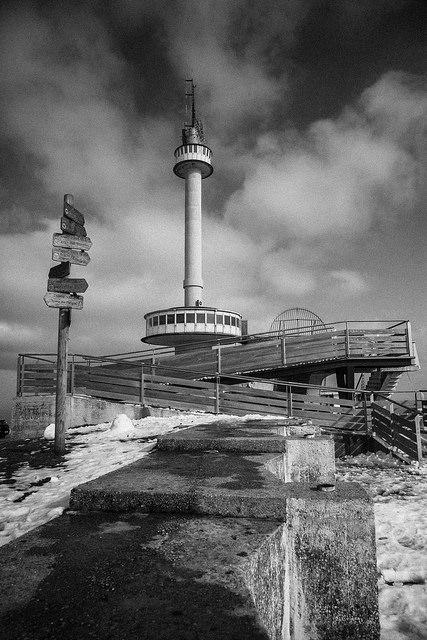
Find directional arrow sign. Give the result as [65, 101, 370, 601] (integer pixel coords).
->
[48, 278, 88, 293]
[49, 261, 70, 278]
[60, 216, 87, 237]
[52, 247, 90, 266]
[44, 292, 83, 309]
[52, 232, 92, 251]
[64, 202, 85, 226]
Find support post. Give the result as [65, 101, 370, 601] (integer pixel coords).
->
[55, 307, 71, 454]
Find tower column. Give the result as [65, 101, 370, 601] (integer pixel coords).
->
[184, 167, 203, 306]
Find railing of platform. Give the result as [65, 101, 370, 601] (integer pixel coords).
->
[16, 351, 423, 462]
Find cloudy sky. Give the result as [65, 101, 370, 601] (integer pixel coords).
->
[0, 0, 426, 418]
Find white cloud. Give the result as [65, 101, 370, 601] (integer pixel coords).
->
[329, 270, 368, 294]
[225, 73, 421, 242]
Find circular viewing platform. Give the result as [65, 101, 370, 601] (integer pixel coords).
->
[173, 143, 213, 179]
[143, 306, 242, 346]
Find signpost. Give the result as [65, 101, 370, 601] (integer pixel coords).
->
[44, 194, 91, 454]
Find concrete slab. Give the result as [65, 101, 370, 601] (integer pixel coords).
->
[0, 506, 379, 639]
[70, 449, 367, 520]
[157, 422, 288, 453]
[0, 511, 281, 640]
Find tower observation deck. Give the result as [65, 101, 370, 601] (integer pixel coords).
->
[143, 80, 242, 348]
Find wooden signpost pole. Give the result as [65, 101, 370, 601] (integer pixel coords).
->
[54, 194, 73, 454]
[45, 193, 91, 455]
[55, 307, 71, 454]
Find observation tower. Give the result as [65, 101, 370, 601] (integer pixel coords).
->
[143, 80, 242, 348]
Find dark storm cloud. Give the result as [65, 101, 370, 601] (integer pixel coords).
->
[0, 0, 426, 418]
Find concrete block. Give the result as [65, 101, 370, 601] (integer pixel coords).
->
[285, 494, 380, 639]
[10, 395, 145, 439]
[282, 435, 335, 483]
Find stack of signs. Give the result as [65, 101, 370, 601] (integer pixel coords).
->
[43, 201, 91, 309]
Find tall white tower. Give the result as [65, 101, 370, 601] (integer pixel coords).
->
[173, 80, 213, 307]
[143, 80, 242, 348]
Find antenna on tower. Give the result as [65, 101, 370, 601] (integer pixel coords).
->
[182, 78, 205, 144]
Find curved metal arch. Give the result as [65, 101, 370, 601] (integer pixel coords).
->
[269, 307, 326, 336]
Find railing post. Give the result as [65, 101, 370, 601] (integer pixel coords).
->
[415, 414, 423, 464]
[151, 356, 156, 377]
[215, 375, 220, 414]
[345, 321, 350, 358]
[405, 321, 413, 357]
[287, 386, 293, 417]
[216, 344, 222, 375]
[16, 355, 24, 397]
[140, 363, 145, 405]
[281, 337, 286, 365]
[362, 393, 371, 434]
[389, 403, 396, 450]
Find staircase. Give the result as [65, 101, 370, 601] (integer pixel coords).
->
[362, 370, 404, 396]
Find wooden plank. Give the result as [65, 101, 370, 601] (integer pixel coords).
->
[44, 292, 83, 309]
[219, 398, 287, 416]
[144, 396, 214, 413]
[76, 374, 141, 389]
[49, 261, 70, 278]
[47, 278, 88, 293]
[64, 202, 85, 226]
[82, 388, 140, 403]
[53, 233, 92, 251]
[145, 386, 214, 401]
[52, 247, 90, 266]
[144, 374, 215, 389]
[220, 392, 287, 411]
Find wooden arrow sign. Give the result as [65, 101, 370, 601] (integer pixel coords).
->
[44, 292, 83, 309]
[60, 216, 87, 237]
[48, 278, 88, 293]
[53, 232, 92, 251]
[52, 247, 90, 266]
[64, 202, 85, 226]
[49, 261, 70, 278]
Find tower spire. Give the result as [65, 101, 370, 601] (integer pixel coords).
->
[182, 79, 205, 145]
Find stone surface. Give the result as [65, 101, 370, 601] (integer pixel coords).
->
[282, 436, 335, 483]
[70, 448, 367, 520]
[0, 512, 281, 639]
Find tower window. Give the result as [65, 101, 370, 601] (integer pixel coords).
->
[231, 316, 236, 327]
[196, 313, 205, 323]
[186, 313, 195, 323]
[159, 315, 166, 325]
[153, 316, 159, 327]
[167, 314, 175, 324]
[224, 315, 231, 325]
[216, 315, 223, 324]
[184, 146, 188, 153]
[176, 313, 184, 323]
[207, 313, 215, 323]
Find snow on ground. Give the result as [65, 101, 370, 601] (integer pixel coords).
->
[1, 417, 426, 639]
[337, 454, 427, 640]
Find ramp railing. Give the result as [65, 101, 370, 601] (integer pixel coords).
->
[16, 352, 423, 462]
